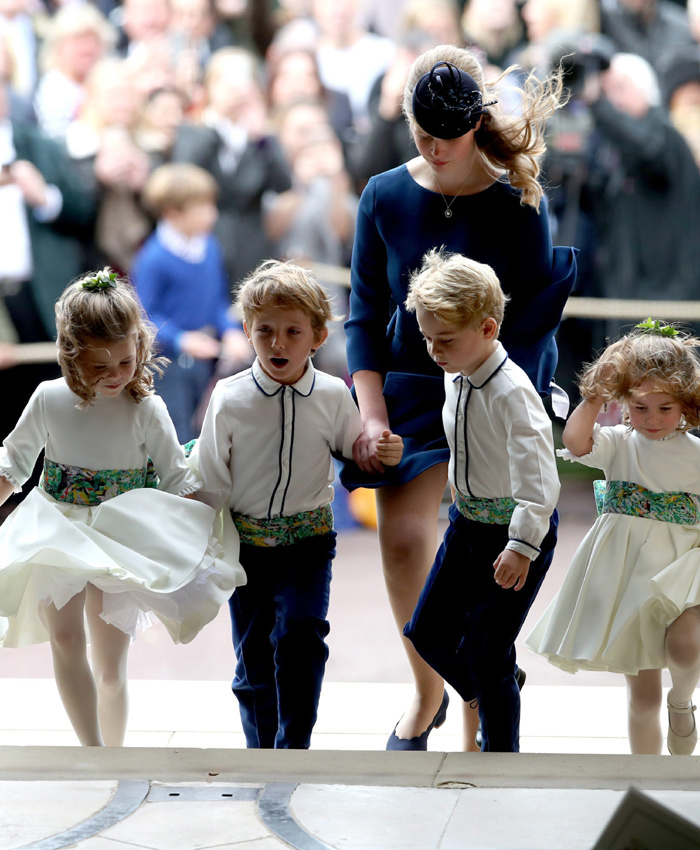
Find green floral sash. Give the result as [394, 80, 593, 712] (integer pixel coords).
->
[41, 458, 157, 506]
[232, 504, 334, 547]
[593, 480, 700, 526]
[454, 491, 517, 525]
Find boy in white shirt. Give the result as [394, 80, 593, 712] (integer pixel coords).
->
[196, 259, 402, 749]
[403, 248, 560, 752]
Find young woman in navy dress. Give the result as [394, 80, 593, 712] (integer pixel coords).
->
[343, 44, 576, 750]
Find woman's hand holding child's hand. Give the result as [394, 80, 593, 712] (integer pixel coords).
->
[375, 430, 403, 467]
[493, 549, 530, 591]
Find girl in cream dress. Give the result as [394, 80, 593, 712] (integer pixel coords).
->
[527, 322, 700, 755]
[0, 270, 244, 746]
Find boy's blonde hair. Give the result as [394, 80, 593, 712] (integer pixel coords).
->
[405, 248, 507, 328]
[142, 163, 218, 217]
[402, 44, 568, 210]
[55, 269, 165, 408]
[579, 327, 700, 431]
[237, 260, 340, 339]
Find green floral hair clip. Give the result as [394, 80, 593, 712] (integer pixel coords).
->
[634, 317, 679, 338]
[81, 271, 118, 292]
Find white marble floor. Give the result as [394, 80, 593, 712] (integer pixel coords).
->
[2, 679, 700, 850]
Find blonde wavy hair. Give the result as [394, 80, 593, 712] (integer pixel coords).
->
[405, 247, 507, 328]
[578, 329, 700, 431]
[402, 44, 568, 210]
[55, 269, 165, 408]
[237, 259, 341, 340]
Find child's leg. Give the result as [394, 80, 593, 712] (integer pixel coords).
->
[229, 547, 278, 748]
[463, 700, 481, 753]
[272, 534, 335, 749]
[624, 669, 663, 754]
[85, 585, 131, 747]
[665, 606, 700, 738]
[43, 588, 103, 746]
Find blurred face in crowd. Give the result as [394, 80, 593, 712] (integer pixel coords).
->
[463, 0, 518, 32]
[268, 51, 322, 108]
[277, 100, 328, 161]
[56, 30, 105, 82]
[602, 63, 649, 119]
[312, 0, 359, 40]
[165, 198, 218, 237]
[123, 0, 170, 43]
[142, 88, 185, 139]
[170, 0, 213, 40]
[521, 0, 560, 43]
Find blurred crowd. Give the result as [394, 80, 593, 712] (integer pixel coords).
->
[2, 0, 700, 430]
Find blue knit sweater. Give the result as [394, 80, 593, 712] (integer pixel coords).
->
[132, 231, 239, 358]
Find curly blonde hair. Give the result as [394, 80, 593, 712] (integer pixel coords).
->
[55, 269, 165, 407]
[578, 329, 700, 431]
[405, 247, 507, 328]
[402, 44, 568, 210]
[237, 259, 341, 340]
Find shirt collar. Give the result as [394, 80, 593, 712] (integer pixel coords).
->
[156, 220, 207, 263]
[251, 357, 316, 397]
[451, 341, 508, 389]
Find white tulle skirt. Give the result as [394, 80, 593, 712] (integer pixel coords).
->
[0, 487, 245, 647]
[526, 513, 700, 675]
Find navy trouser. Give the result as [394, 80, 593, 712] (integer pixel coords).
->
[228, 533, 335, 749]
[404, 504, 557, 752]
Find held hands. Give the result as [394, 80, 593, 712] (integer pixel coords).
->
[352, 417, 390, 473]
[493, 548, 530, 591]
[375, 429, 403, 467]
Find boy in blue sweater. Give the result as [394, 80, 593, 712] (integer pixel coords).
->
[134, 163, 249, 441]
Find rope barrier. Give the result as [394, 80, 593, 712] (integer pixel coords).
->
[4, 265, 700, 365]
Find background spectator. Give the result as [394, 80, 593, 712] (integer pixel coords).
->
[170, 46, 291, 288]
[664, 46, 700, 170]
[461, 0, 526, 70]
[267, 100, 357, 378]
[0, 73, 96, 509]
[0, 0, 39, 99]
[266, 46, 353, 150]
[585, 51, 700, 343]
[600, 0, 696, 80]
[0, 29, 34, 123]
[135, 85, 189, 167]
[135, 161, 247, 441]
[65, 57, 152, 272]
[34, 4, 116, 141]
[312, 0, 396, 132]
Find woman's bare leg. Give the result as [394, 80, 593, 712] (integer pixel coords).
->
[43, 589, 103, 747]
[376, 462, 448, 740]
[85, 585, 131, 747]
[665, 606, 700, 738]
[624, 668, 662, 754]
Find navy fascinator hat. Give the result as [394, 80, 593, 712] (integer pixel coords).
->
[411, 61, 497, 139]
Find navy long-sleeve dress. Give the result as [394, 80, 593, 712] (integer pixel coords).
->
[342, 164, 577, 488]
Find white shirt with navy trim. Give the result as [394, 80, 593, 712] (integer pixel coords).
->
[196, 358, 362, 518]
[443, 341, 560, 560]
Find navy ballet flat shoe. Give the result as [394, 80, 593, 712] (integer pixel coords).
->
[475, 666, 526, 749]
[386, 690, 450, 751]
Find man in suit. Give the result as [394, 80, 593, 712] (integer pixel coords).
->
[0, 74, 95, 511]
